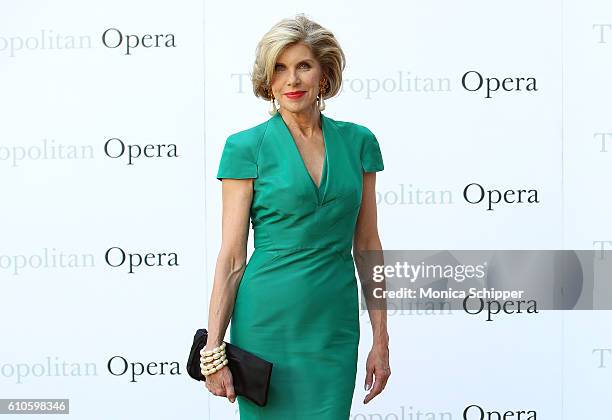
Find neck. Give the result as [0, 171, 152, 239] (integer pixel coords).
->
[278, 106, 321, 136]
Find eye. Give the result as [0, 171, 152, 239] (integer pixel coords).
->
[274, 63, 310, 71]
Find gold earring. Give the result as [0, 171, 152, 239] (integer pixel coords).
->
[267, 88, 278, 116]
[318, 78, 328, 111]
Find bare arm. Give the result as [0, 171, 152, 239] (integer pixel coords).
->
[353, 171, 391, 404]
[353, 171, 388, 346]
[206, 178, 254, 349]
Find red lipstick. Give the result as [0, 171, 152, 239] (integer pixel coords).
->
[284, 91, 306, 99]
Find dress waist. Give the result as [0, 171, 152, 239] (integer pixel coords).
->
[253, 222, 353, 256]
[253, 245, 353, 259]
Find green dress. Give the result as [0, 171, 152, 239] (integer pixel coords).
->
[216, 111, 384, 419]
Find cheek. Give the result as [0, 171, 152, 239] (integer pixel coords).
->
[303, 74, 320, 89]
[270, 75, 285, 89]
[270, 80, 282, 93]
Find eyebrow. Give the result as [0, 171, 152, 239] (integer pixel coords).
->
[275, 59, 314, 66]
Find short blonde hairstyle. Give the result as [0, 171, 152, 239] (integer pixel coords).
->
[252, 13, 346, 100]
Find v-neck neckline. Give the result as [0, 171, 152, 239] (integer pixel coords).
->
[274, 110, 329, 202]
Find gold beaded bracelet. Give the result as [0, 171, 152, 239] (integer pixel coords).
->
[201, 357, 229, 377]
[200, 342, 226, 357]
[201, 355, 227, 370]
[201, 351, 226, 363]
[202, 359, 228, 376]
[199, 342, 228, 377]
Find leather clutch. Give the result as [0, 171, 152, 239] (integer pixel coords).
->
[186, 328, 273, 407]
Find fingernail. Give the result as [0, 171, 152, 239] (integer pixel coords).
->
[365, 383, 371, 391]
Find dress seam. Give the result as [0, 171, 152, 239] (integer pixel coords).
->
[255, 246, 353, 253]
[254, 119, 271, 173]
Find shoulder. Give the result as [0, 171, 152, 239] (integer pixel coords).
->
[326, 115, 384, 172]
[224, 119, 270, 157]
[325, 115, 378, 147]
[217, 119, 270, 180]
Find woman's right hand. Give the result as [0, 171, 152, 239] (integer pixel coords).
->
[204, 365, 236, 403]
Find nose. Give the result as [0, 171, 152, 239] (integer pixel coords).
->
[287, 69, 300, 86]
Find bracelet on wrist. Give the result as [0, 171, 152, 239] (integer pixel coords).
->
[201, 357, 229, 377]
[200, 341, 226, 357]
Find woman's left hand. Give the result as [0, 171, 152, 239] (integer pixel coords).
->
[363, 341, 391, 404]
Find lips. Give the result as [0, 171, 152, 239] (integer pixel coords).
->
[284, 91, 305, 99]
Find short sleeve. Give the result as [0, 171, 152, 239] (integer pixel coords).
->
[361, 128, 385, 173]
[216, 133, 259, 180]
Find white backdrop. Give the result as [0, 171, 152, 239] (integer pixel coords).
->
[1, 0, 611, 419]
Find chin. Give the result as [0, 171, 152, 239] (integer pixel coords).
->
[282, 102, 315, 113]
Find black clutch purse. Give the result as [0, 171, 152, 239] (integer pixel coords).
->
[186, 328, 273, 407]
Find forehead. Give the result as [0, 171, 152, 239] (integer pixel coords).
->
[276, 43, 315, 62]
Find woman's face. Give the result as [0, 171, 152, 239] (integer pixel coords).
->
[270, 42, 323, 115]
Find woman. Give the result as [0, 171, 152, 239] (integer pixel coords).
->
[203, 14, 390, 419]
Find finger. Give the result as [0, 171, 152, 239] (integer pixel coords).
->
[364, 365, 374, 391]
[216, 385, 227, 397]
[378, 368, 390, 389]
[207, 380, 225, 397]
[381, 371, 390, 388]
[226, 382, 236, 403]
[213, 387, 227, 397]
[363, 374, 385, 404]
[374, 366, 391, 388]
[363, 382, 383, 404]
[224, 369, 236, 403]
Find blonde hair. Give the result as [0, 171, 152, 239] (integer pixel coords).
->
[252, 13, 346, 100]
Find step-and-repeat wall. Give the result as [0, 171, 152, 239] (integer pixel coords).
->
[1, 1, 610, 419]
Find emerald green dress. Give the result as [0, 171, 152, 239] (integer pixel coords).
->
[216, 111, 384, 419]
